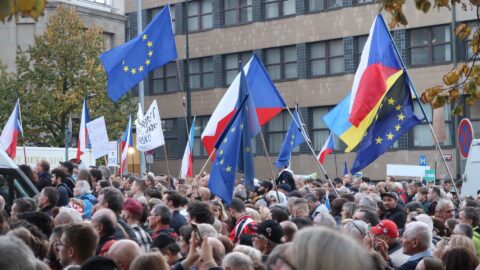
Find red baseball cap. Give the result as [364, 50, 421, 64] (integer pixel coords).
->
[371, 219, 398, 238]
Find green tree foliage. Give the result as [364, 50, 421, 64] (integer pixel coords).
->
[0, 6, 134, 146]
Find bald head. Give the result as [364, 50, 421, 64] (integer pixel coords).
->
[199, 187, 211, 201]
[54, 212, 76, 227]
[280, 221, 298, 242]
[92, 208, 117, 237]
[108, 239, 142, 270]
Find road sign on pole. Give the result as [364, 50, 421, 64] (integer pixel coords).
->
[458, 118, 474, 159]
[419, 155, 427, 166]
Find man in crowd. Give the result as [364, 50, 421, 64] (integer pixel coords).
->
[397, 221, 432, 270]
[95, 187, 137, 241]
[229, 198, 256, 244]
[130, 179, 148, 204]
[371, 219, 409, 268]
[107, 239, 142, 270]
[380, 192, 406, 230]
[459, 206, 480, 258]
[51, 168, 72, 207]
[59, 161, 77, 190]
[92, 208, 118, 256]
[434, 199, 455, 223]
[164, 191, 187, 233]
[251, 219, 284, 263]
[305, 192, 328, 220]
[37, 186, 59, 217]
[35, 160, 52, 192]
[149, 204, 175, 239]
[122, 198, 152, 252]
[58, 223, 99, 268]
[275, 165, 296, 191]
[416, 187, 430, 213]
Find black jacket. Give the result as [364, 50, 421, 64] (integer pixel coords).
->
[382, 205, 407, 230]
[36, 171, 52, 192]
[275, 170, 296, 190]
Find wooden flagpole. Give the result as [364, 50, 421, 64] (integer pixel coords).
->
[163, 144, 171, 177]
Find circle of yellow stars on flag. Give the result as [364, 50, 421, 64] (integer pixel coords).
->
[375, 97, 405, 145]
[121, 34, 154, 76]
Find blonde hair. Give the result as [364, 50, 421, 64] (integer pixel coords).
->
[291, 227, 373, 270]
[233, 245, 262, 265]
[130, 252, 169, 270]
[449, 235, 476, 256]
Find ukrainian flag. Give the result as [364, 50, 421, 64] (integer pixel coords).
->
[323, 70, 403, 152]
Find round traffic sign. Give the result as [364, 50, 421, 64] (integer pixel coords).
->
[458, 118, 474, 159]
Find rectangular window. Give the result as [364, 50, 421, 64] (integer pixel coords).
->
[354, 35, 368, 68]
[224, 51, 253, 85]
[151, 62, 178, 94]
[154, 119, 179, 159]
[151, 5, 176, 34]
[413, 103, 453, 147]
[267, 110, 301, 154]
[469, 102, 480, 139]
[193, 116, 210, 157]
[308, 0, 342, 12]
[409, 25, 451, 66]
[188, 0, 213, 32]
[310, 107, 346, 151]
[189, 57, 214, 90]
[224, 0, 253, 26]
[265, 46, 297, 81]
[309, 39, 344, 76]
[264, 0, 296, 19]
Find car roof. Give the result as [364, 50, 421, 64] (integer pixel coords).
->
[0, 149, 19, 169]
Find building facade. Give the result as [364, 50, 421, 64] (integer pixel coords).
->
[0, 0, 126, 73]
[125, 0, 478, 180]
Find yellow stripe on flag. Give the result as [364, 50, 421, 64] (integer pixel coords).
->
[341, 70, 404, 152]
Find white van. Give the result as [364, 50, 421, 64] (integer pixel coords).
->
[0, 149, 38, 212]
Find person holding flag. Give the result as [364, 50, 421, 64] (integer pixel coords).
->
[0, 100, 23, 159]
[120, 116, 133, 176]
[208, 65, 260, 204]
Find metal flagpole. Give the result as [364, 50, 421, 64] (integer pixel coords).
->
[333, 144, 339, 178]
[135, 0, 146, 176]
[285, 107, 339, 197]
[258, 130, 278, 185]
[378, 15, 458, 194]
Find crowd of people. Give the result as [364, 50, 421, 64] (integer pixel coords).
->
[1, 160, 479, 270]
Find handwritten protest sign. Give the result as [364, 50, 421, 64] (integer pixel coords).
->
[86, 117, 110, 159]
[107, 141, 118, 167]
[135, 100, 164, 151]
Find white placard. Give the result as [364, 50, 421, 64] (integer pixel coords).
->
[86, 117, 110, 159]
[107, 141, 118, 167]
[386, 164, 431, 178]
[135, 100, 165, 151]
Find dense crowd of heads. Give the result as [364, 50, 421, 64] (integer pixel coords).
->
[0, 160, 479, 270]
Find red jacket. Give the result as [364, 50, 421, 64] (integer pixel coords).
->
[229, 214, 256, 243]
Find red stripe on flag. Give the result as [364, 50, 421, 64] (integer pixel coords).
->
[349, 64, 398, 127]
[5, 130, 19, 159]
[318, 148, 333, 165]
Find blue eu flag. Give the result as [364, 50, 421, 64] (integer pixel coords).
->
[350, 72, 422, 174]
[209, 70, 260, 204]
[100, 5, 177, 101]
[275, 109, 306, 168]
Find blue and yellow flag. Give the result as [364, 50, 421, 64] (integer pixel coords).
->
[100, 5, 177, 101]
[323, 71, 403, 152]
[350, 73, 422, 174]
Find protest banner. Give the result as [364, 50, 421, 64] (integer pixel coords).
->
[86, 117, 110, 159]
[107, 141, 118, 167]
[135, 100, 165, 151]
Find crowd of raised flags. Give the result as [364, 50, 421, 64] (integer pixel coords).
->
[0, 6, 436, 205]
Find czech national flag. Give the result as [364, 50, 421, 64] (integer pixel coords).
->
[0, 100, 23, 159]
[201, 54, 286, 155]
[120, 115, 133, 175]
[180, 117, 196, 179]
[317, 132, 334, 165]
[76, 98, 91, 162]
[349, 14, 403, 127]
